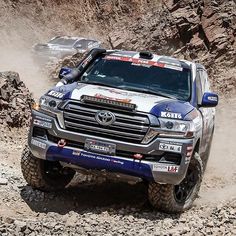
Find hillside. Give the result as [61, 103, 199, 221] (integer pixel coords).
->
[0, 0, 235, 94]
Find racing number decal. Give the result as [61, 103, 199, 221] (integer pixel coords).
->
[159, 143, 182, 153]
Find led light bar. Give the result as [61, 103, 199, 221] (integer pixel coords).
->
[81, 95, 136, 110]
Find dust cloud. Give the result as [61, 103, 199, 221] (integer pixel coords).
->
[197, 98, 236, 205]
[0, 42, 54, 99]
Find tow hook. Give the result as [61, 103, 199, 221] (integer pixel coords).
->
[58, 139, 66, 148]
[133, 153, 143, 160]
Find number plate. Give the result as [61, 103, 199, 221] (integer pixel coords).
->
[159, 142, 182, 153]
[84, 139, 116, 155]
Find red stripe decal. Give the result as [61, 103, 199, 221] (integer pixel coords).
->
[105, 55, 165, 68]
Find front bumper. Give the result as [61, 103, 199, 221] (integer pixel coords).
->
[28, 110, 195, 185]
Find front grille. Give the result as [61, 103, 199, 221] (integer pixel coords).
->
[63, 101, 150, 143]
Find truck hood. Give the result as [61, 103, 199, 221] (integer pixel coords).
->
[50, 83, 194, 119]
[70, 84, 167, 112]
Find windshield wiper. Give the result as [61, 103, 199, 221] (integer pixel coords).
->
[117, 86, 177, 99]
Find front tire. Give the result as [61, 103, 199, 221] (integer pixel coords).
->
[21, 146, 75, 191]
[148, 152, 203, 213]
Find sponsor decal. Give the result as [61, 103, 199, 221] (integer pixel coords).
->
[47, 90, 64, 99]
[35, 116, 52, 122]
[152, 164, 179, 173]
[208, 96, 218, 102]
[167, 166, 179, 173]
[80, 152, 124, 165]
[72, 150, 81, 156]
[31, 139, 46, 149]
[95, 93, 132, 103]
[111, 159, 124, 165]
[96, 87, 159, 98]
[161, 111, 182, 119]
[164, 64, 183, 71]
[111, 53, 133, 58]
[105, 55, 183, 71]
[105, 55, 165, 68]
[33, 119, 52, 129]
[81, 54, 93, 68]
[159, 142, 182, 153]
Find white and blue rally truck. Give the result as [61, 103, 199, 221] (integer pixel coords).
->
[21, 49, 218, 213]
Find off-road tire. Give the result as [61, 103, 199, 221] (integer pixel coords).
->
[21, 146, 75, 191]
[148, 152, 203, 213]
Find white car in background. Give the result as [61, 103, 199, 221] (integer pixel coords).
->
[32, 36, 101, 63]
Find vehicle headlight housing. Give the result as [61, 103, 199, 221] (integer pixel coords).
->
[142, 118, 195, 144]
[157, 118, 195, 138]
[33, 96, 61, 113]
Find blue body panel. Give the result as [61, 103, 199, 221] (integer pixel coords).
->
[150, 100, 194, 119]
[46, 146, 154, 181]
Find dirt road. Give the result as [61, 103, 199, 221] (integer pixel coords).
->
[0, 95, 235, 235]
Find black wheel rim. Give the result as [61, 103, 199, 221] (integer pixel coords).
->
[174, 167, 199, 204]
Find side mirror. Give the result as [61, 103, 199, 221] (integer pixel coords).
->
[59, 67, 72, 79]
[200, 92, 219, 107]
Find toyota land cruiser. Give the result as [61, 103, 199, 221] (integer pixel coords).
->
[21, 49, 218, 213]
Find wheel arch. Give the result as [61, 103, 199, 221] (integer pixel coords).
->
[194, 138, 201, 154]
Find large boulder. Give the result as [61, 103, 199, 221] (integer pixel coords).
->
[0, 72, 34, 128]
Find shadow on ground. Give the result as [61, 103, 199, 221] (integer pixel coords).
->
[20, 181, 181, 220]
[20, 181, 149, 214]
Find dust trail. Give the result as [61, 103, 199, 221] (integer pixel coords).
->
[198, 97, 236, 205]
[0, 44, 54, 99]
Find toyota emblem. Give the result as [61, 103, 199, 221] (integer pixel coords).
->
[95, 110, 116, 126]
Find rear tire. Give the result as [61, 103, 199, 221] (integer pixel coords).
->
[21, 146, 75, 191]
[148, 152, 203, 213]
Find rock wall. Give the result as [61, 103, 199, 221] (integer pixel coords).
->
[46, 0, 236, 95]
[107, 0, 236, 95]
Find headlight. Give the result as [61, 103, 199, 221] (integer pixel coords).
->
[157, 118, 195, 138]
[142, 118, 195, 144]
[33, 96, 61, 113]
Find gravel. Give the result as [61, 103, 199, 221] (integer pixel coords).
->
[0, 199, 235, 235]
[0, 148, 235, 236]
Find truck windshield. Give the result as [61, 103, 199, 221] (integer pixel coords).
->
[81, 56, 191, 101]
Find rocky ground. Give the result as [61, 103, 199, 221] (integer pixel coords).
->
[0, 123, 235, 235]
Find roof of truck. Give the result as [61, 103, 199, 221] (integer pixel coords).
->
[107, 50, 195, 70]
